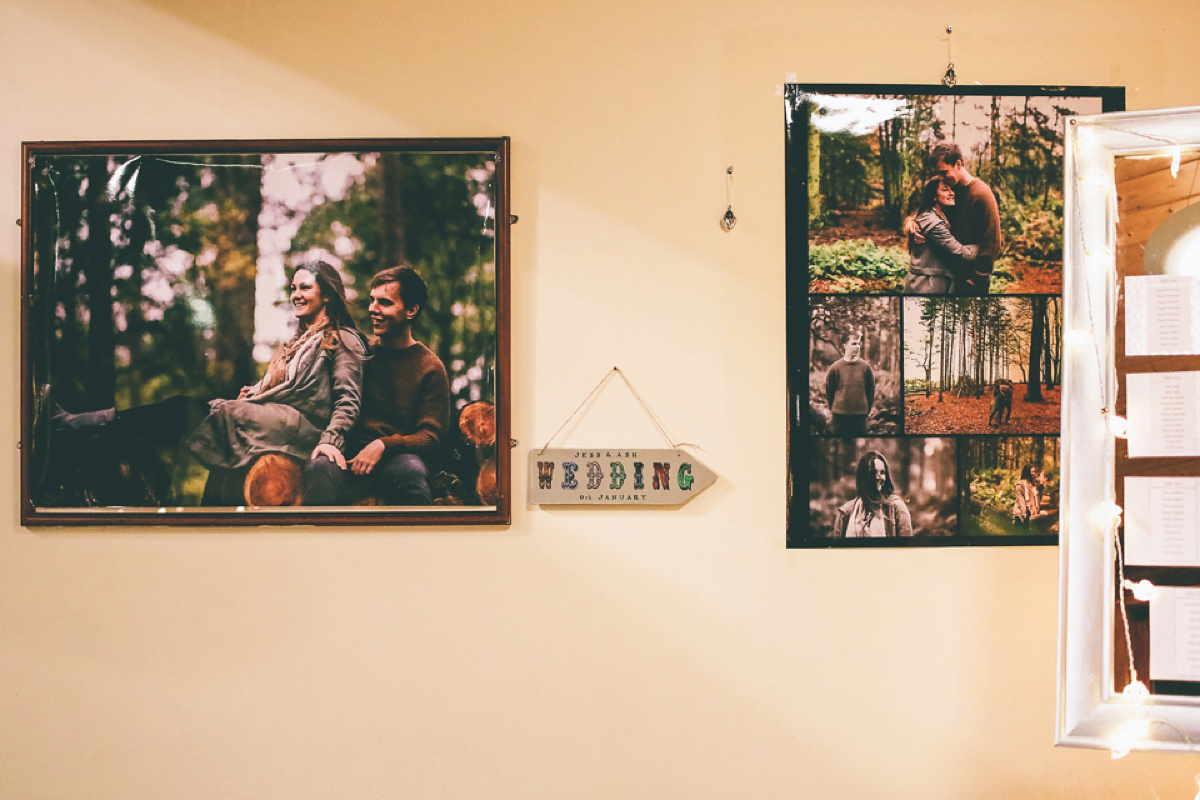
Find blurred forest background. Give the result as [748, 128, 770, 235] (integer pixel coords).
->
[798, 92, 1103, 293]
[808, 437, 957, 537]
[807, 296, 901, 434]
[29, 148, 498, 504]
[903, 296, 1061, 434]
[962, 436, 1059, 536]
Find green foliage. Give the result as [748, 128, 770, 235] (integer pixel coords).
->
[290, 152, 497, 408]
[969, 465, 1059, 516]
[1002, 196, 1064, 263]
[810, 94, 943, 221]
[808, 239, 907, 289]
[818, 132, 875, 209]
[807, 209, 835, 233]
[970, 467, 1014, 511]
[986, 258, 1016, 293]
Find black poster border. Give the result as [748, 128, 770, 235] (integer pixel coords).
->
[785, 83, 1125, 548]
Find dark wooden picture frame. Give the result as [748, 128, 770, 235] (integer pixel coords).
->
[21, 138, 511, 527]
[786, 84, 1124, 548]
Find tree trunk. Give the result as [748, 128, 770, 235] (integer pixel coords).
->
[806, 102, 822, 221]
[1026, 296, 1046, 402]
[207, 163, 261, 390]
[83, 159, 117, 408]
[381, 153, 410, 270]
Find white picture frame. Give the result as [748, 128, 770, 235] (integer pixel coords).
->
[1059, 106, 1200, 753]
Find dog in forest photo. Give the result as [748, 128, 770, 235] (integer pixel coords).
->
[989, 379, 1013, 427]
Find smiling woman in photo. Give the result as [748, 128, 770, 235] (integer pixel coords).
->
[831, 449, 913, 538]
[186, 261, 366, 490]
[50, 260, 366, 504]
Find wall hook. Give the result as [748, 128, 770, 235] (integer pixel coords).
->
[721, 166, 737, 232]
[942, 26, 957, 87]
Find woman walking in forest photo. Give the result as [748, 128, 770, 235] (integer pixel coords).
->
[902, 177, 981, 295]
[45, 261, 366, 505]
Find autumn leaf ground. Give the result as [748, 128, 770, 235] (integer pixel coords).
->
[904, 384, 1061, 435]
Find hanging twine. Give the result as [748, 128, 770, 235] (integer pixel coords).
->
[538, 367, 690, 455]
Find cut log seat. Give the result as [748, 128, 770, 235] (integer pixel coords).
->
[476, 457, 498, 506]
[243, 453, 304, 506]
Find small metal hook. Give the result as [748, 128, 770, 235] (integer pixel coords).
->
[942, 25, 956, 87]
[721, 167, 737, 231]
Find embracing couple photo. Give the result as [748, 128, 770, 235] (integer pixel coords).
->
[902, 142, 1002, 296]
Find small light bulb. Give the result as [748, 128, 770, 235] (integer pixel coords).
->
[1128, 580, 1158, 602]
[1109, 414, 1130, 438]
[1065, 329, 1094, 350]
[1122, 680, 1150, 703]
[1094, 500, 1124, 532]
[1083, 167, 1111, 188]
[1085, 253, 1114, 274]
[1111, 718, 1149, 759]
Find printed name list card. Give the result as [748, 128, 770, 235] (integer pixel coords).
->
[1151, 587, 1200, 683]
[1126, 275, 1200, 355]
[1126, 371, 1200, 458]
[1125, 477, 1200, 566]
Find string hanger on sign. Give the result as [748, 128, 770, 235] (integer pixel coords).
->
[943, 26, 956, 87]
[538, 367, 685, 455]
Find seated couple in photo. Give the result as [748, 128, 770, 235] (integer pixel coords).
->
[51, 263, 449, 507]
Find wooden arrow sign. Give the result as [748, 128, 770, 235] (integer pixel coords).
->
[528, 448, 717, 505]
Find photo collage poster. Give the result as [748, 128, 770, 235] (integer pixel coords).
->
[785, 85, 1124, 547]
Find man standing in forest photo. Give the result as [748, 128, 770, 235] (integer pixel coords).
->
[929, 142, 1002, 295]
[305, 266, 450, 505]
[825, 332, 875, 436]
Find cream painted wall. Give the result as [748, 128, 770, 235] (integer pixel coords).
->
[1, 0, 1198, 797]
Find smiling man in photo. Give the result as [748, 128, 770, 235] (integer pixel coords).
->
[929, 141, 1003, 295]
[305, 266, 450, 505]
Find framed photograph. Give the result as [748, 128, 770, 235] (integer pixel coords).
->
[1059, 106, 1200, 753]
[785, 83, 1123, 548]
[21, 138, 511, 526]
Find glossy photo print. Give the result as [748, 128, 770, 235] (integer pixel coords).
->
[808, 437, 958, 542]
[785, 84, 1122, 547]
[960, 436, 1059, 537]
[21, 138, 510, 526]
[902, 296, 1061, 435]
[793, 87, 1117, 296]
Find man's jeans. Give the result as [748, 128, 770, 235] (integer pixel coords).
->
[304, 451, 432, 505]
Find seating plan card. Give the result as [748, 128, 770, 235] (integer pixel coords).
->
[1150, 587, 1200, 683]
[1124, 477, 1200, 566]
[1126, 371, 1200, 458]
[1125, 275, 1200, 356]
